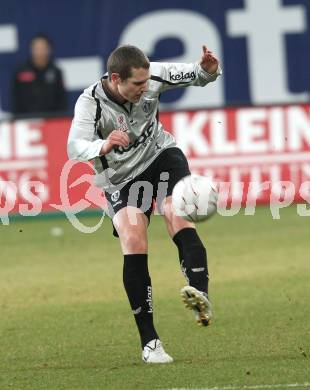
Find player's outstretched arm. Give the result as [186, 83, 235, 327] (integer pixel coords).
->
[100, 130, 130, 155]
[148, 45, 221, 93]
[200, 45, 219, 75]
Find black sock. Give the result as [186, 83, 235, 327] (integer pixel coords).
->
[173, 228, 209, 294]
[123, 254, 159, 348]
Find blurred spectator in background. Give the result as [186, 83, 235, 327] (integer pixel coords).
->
[11, 33, 67, 116]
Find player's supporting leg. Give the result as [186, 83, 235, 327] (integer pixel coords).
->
[163, 197, 212, 326]
[113, 206, 173, 363]
[113, 207, 157, 346]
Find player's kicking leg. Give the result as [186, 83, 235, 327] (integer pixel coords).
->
[163, 197, 213, 326]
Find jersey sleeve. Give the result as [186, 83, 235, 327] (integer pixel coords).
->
[67, 91, 106, 161]
[149, 61, 222, 93]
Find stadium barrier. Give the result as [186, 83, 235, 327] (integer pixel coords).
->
[0, 103, 310, 219]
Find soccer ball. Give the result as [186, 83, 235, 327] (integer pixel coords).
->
[172, 174, 218, 222]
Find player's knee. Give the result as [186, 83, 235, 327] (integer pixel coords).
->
[164, 204, 195, 237]
[121, 231, 147, 253]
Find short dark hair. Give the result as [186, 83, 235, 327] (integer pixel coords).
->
[107, 45, 150, 81]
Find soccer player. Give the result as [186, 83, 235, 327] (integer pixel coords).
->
[67, 44, 221, 363]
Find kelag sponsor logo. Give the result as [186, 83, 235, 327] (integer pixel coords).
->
[169, 71, 195, 82]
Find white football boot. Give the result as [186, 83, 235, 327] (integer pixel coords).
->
[142, 339, 173, 364]
[181, 286, 213, 326]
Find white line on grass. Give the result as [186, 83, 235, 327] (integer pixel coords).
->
[167, 382, 310, 390]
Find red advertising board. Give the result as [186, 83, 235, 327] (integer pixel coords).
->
[0, 118, 104, 218]
[1, 103, 310, 218]
[161, 104, 310, 205]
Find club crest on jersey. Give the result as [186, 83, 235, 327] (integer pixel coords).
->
[117, 114, 128, 132]
[142, 100, 151, 114]
[111, 190, 120, 202]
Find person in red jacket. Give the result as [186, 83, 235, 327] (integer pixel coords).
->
[12, 33, 67, 116]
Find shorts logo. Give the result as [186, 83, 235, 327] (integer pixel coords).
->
[111, 190, 120, 202]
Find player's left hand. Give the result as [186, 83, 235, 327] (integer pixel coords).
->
[200, 45, 219, 75]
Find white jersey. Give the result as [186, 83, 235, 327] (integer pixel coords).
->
[67, 62, 221, 190]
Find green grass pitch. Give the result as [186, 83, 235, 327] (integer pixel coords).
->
[0, 205, 309, 389]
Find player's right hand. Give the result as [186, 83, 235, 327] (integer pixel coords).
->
[100, 130, 130, 155]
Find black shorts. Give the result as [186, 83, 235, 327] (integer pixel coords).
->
[104, 147, 191, 236]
